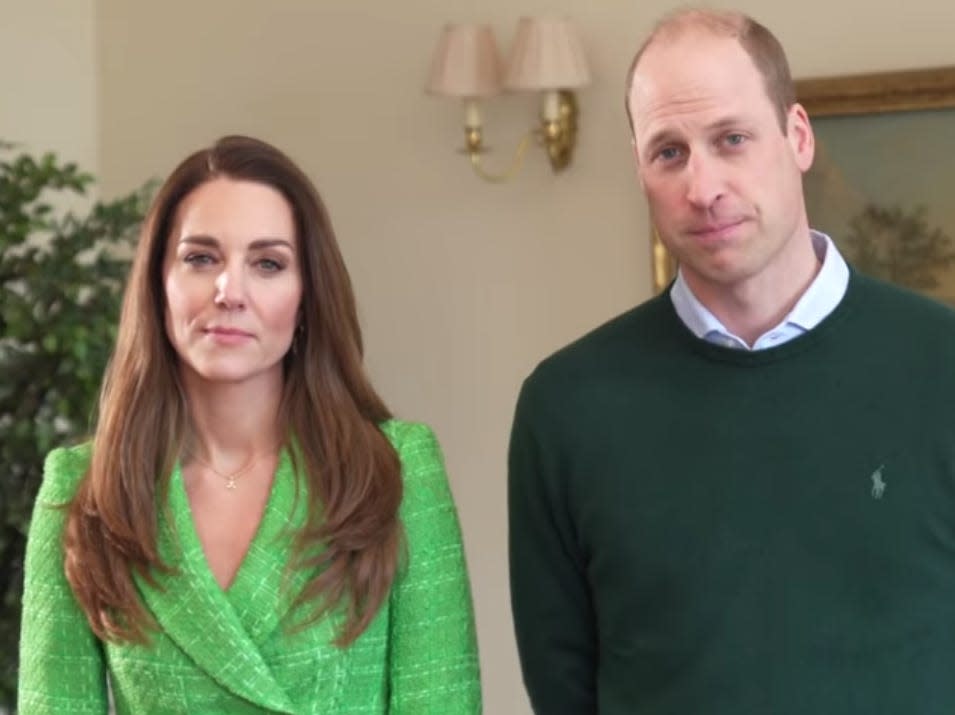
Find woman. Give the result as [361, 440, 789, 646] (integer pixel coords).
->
[18, 136, 481, 714]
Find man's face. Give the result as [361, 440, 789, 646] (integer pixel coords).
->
[628, 30, 814, 296]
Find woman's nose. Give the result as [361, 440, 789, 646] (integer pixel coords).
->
[213, 265, 246, 310]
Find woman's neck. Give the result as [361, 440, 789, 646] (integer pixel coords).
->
[180, 367, 285, 468]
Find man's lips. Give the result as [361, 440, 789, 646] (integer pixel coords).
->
[687, 218, 747, 242]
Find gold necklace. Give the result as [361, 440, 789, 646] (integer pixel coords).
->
[187, 450, 275, 490]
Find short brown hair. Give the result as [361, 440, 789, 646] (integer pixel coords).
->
[624, 9, 796, 134]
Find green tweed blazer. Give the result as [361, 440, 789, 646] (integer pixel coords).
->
[18, 420, 481, 714]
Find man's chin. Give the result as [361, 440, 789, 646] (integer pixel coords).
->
[679, 256, 755, 290]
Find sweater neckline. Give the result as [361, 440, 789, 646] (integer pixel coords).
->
[665, 269, 864, 366]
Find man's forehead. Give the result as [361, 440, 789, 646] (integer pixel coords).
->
[629, 33, 760, 119]
[637, 28, 743, 76]
[640, 19, 740, 58]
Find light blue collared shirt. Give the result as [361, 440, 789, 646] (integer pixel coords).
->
[670, 230, 849, 350]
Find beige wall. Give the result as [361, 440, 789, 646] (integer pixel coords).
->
[94, 0, 955, 712]
[0, 0, 98, 174]
[5, 0, 953, 711]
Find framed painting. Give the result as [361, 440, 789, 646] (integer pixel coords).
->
[649, 65, 955, 305]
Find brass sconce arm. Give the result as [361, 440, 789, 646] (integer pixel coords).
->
[458, 90, 581, 183]
[427, 18, 590, 182]
[463, 127, 534, 183]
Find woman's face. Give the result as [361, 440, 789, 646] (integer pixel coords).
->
[162, 177, 303, 388]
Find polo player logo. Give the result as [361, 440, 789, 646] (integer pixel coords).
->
[871, 465, 886, 499]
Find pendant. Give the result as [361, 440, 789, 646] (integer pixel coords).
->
[226, 476, 237, 490]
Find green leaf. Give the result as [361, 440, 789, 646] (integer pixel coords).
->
[0, 141, 155, 707]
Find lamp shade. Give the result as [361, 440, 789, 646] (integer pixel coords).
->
[426, 23, 503, 98]
[504, 17, 591, 91]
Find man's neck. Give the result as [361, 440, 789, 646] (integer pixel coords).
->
[685, 233, 822, 347]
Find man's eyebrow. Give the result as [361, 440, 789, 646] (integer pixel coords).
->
[706, 117, 748, 134]
[641, 116, 751, 156]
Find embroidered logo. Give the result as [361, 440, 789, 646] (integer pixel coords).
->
[870, 465, 886, 499]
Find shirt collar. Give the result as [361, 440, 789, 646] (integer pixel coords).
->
[669, 230, 849, 349]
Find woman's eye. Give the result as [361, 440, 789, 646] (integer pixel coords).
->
[184, 253, 215, 266]
[256, 257, 285, 272]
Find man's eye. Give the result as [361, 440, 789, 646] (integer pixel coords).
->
[658, 147, 681, 161]
[725, 133, 746, 146]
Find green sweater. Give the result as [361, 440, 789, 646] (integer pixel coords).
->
[18, 420, 481, 714]
[509, 273, 955, 714]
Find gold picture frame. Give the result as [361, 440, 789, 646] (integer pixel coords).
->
[649, 65, 955, 293]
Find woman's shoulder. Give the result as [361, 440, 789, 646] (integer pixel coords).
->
[39, 442, 92, 503]
[378, 418, 439, 454]
[377, 419, 452, 507]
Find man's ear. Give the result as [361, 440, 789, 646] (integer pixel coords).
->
[631, 139, 646, 191]
[787, 102, 815, 173]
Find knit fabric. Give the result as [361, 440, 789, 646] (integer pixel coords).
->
[19, 420, 481, 714]
[510, 272, 955, 714]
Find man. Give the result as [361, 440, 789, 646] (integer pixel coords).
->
[509, 8, 955, 714]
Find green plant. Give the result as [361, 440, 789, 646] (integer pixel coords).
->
[845, 203, 955, 291]
[0, 142, 152, 706]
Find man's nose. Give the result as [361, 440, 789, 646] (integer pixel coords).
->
[684, 153, 725, 209]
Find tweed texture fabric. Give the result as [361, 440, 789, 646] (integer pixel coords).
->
[18, 420, 481, 714]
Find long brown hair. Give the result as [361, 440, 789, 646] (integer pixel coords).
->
[65, 135, 402, 645]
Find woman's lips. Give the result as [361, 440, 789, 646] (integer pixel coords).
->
[203, 326, 254, 344]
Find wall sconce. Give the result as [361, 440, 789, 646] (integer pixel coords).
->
[426, 17, 591, 182]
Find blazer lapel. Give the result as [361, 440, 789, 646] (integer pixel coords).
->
[136, 462, 297, 715]
[223, 452, 353, 712]
[223, 452, 318, 646]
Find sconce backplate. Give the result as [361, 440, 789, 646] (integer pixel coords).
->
[542, 90, 580, 171]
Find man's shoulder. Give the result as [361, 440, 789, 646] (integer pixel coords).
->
[525, 293, 676, 391]
[851, 272, 955, 333]
[839, 272, 955, 370]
